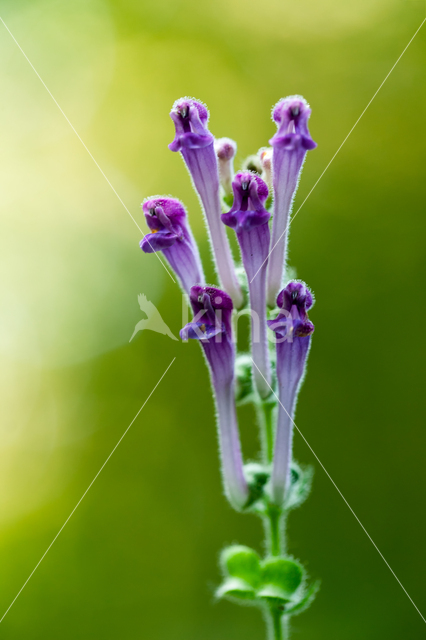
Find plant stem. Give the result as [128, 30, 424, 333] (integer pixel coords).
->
[267, 506, 282, 556]
[270, 606, 283, 640]
[261, 395, 288, 640]
[265, 501, 287, 638]
[259, 399, 275, 464]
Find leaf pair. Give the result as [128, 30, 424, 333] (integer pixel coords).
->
[217, 545, 318, 614]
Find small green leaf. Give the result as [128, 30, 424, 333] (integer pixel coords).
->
[216, 577, 256, 601]
[285, 580, 320, 616]
[256, 584, 291, 603]
[260, 558, 304, 600]
[220, 545, 261, 588]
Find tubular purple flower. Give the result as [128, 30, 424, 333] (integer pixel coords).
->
[169, 98, 243, 308]
[266, 96, 317, 307]
[267, 282, 315, 507]
[140, 197, 204, 294]
[214, 137, 237, 197]
[222, 172, 272, 399]
[180, 285, 249, 510]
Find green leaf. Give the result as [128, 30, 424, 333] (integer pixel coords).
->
[220, 545, 261, 588]
[285, 580, 320, 616]
[259, 558, 304, 601]
[216, 577, 256, 601]
[256, 584, 291, 603]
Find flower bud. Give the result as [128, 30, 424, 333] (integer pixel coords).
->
[214, 137, 237, 198]
[259, 147, 273, 190]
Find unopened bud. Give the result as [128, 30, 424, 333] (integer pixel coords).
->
[259, 147, 273, 190]
[214, 137, 237, 197]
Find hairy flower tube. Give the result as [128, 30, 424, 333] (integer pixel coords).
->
[222, 171, 272, 399]
[180, 285, 249, 511]
[140, 196, 204, 294]
[169, 98, 243, 308]
[267, 282, 315, 507]
[267, 96, 317, 307]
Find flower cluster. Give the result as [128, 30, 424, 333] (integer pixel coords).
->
[140, 95, 317, 636]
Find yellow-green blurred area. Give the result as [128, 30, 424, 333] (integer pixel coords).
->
[0, 0, 425, 637]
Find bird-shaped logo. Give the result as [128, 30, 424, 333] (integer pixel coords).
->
[129, 294, 178, 342]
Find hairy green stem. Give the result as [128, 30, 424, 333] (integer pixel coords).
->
[267, 606, 289, 640]
[258, 399, 276, 464]
[260, 396, 288, 639]
[270, 606, 283, 640]
[267, 506, 282, 556]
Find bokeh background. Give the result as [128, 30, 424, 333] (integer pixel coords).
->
[0, 0, 425, 637]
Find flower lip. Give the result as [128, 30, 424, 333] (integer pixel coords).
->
[268, 281, 315, 339]
[169, 97, 214, 152]
[142, 197, 186, 230]
[272, 96, 309, 125]
[140, 196, 187, 252]
[277, 281, 314, 318]
[270, 95, 317, 151]
[180, 285, 234, 341]
[189, 285, 233, 315]
[173, 97, 209, 125]
[221, 171, 270, 232]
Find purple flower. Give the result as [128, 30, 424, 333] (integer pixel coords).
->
[214, 137, 237, 197]
[267, 281, 315, 506]
[169, 98, 243, 308]
[266, 96, 317, 307]
[222, 172, 272, 398]
[180, 285, 249, 510]
[140, 196, 204, 294]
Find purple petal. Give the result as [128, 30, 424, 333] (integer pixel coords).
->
[180, 320, 222, 341]
[276, 281, 314, 317]
[140, 232, 177, 252]
[168, 98, 214, 153]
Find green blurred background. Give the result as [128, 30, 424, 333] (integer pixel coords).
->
[0, 0, 425, 637]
